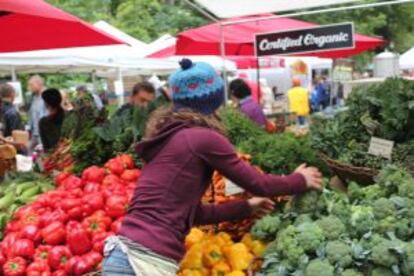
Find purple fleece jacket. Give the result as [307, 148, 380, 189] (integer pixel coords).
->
[120, 121, 307, 262]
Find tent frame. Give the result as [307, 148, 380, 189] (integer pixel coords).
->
[184, 0, 414, 101]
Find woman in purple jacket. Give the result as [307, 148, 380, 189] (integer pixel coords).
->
[102, 59, 322, 276]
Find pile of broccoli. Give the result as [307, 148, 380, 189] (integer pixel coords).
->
[254, 165, 414, 276]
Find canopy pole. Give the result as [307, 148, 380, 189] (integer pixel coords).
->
[117, 68, 125, 107]
[219, 24, 229, 105]
[11, 67, 17, 82]
[91, 70, 97, 93]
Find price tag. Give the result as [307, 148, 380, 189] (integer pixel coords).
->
[368, 137, 394, 160]
[224, 178, 244, 196]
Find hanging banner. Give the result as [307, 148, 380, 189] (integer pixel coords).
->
[255, 22, 355, 56]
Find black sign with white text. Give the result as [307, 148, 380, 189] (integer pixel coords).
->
[255, 23, 355, 56]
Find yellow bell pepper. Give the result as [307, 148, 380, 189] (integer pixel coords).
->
[241, 234, 254, 250]
[179, 269, 203, 276]
[185, 228, 206, 250]
[251, 240, 266, 257]
[202, 243, 223, 268]
[211, 261, 231, 276]
[226, 271, 245, 276]
[181, 242, 204, 270]
[215, 232, 233, 248]
[225, 243, 254, 271]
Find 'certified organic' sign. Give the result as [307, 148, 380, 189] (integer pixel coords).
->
[255, 22, 355, 56]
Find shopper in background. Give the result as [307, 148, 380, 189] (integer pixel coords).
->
[0, 83, 23, 137]
[39, 88, 65, 152]
[76, 85, 104, 111]
[287, 78, 310, 127]
[102, 59, 322, 276]
[27, 75, 48, 151]
[229, 78, 267, 127]
[115, 81, 156, 117]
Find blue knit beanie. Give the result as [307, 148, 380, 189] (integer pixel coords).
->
[169, 59, 224, 115]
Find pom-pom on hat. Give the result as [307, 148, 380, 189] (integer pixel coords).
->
[169, 58, 224, 115]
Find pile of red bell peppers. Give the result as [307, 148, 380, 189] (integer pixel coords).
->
[0, 155, 140, 276]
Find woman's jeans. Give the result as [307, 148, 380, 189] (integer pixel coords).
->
[103, 245, 136, 276]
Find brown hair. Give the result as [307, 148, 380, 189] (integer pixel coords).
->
[144, 105, 226, 139]
[132, 81, 155, 96]
[0, 83, 15, 98]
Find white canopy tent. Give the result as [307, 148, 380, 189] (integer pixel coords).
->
[93, 20, 148, 50]
[400, 47, 414, 70]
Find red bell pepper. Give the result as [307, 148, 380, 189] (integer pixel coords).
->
[10, 239, 35, 259]
[18, 211, 41, 227]
[3, 257, 26, 276]
[105, 158, 125, 176]
[34, 245, 52, 262]
[67, 256, 94, 276]
[111, 217, 124, 233]
[121, 169, 140, 182]
[102, 174, 122, 186]
[92, 210, 112, 226]
[92, 231, 114, 253]
[66, 221, 92, 255]
[84, 251, 103, 268]
[82, 193, 104, 212]
[82, 166, 106, 183]
[2, 232, 19, 257]
[105, 195, 128, 218]
[48, 246, 72, 271]
[4, 221, 21, 234]
[20, 224, 42, 244]
[82, 215, 109, 238]
[41, 222, 66, 245]
[51, 270, 67, 276]
[0, 248, 6, 274]
[61, 175, 82, 191]
[119, 154, 134, 169]
[83, 182, 101, 193]
[26, 261, 51, 276]
[55, 173, 71, 187]
[59, 198, 82, 211]
[40, 209, 68, 227]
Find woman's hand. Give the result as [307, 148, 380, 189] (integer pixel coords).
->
[295, 164, 323, 191]
[248, 197, 275, 218]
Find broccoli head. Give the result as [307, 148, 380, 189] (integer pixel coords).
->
[276, 226, 305, 267]
[305, 259, 334, 276]
[372, 197, 396, 220]
[341, 269, 363, 276]
[316, 216, 346, 240]
[348, 181, 364, 203]
[371, 267, 394, 276]
[294, 214, 313, 226]
[395, 218, 414, 240]
[361, 184, 387, 203]
[398, 178, 414, 199]
[296, 222, 325, 253]
[374, 216, 397, 235]
[359, 234, 387, 252]
[288, 190, 326, 214]
[251, 214, 281, 240]
[370, 239, 403, 268]
[350, 206, 375, 237]
[326, 240, 353, 268]
[377, 165, 411, 196]
[325, 191, 351, 224]
[402, 242, 414, 275]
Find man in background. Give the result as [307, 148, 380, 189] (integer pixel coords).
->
[76, 85, 104, 111]
[115, 81, 156, 117]
[0, 83, 23, 137]
[229, 78, 267, 127]
[287, 78, 310, 127]
[27, 75, 47, 150]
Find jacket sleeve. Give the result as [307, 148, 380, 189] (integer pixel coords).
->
[186, 129, 308, 197]
[193, 200, 252, 226]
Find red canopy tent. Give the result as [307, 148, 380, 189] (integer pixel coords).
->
[0, 0, 123, 53]
[175, 15, 385, 58]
